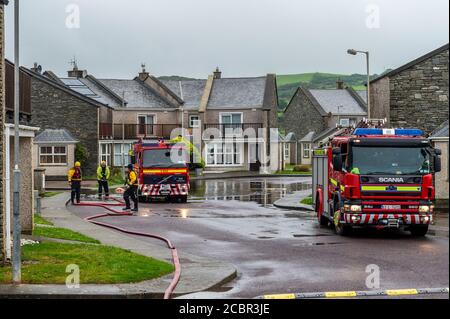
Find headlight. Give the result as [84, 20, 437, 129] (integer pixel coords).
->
[419, 206, 430, 213]
[350, 205, 362, 212]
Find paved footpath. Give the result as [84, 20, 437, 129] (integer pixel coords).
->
[0, 193, 236, 299]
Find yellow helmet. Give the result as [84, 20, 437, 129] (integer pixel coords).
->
[101, 160, 106, 166]
[75, 161, 81, 167]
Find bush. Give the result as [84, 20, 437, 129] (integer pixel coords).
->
[75, 143, 89, 168]
[293, 165, 311, 172]
[111, 167, 122, 177]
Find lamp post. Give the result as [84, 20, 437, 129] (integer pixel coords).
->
[347, 49, 370, 120]
[12, 0, 22, 284]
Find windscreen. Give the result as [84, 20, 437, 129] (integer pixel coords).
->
[350, 146, 431, 175]
[142, 149, 186, 168]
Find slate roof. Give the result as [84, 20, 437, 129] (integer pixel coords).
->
[356, 90, 367, 103]
[35, 129, 78, 144]
[160, 79, 206, 110]
[284, 132, 297, 142]
[371, 43, 449, 84]
[309, 89, 367, 115]
[430, 120, 449, 138]
[207, 77, 267, 109]
[299, 131, 316, 143]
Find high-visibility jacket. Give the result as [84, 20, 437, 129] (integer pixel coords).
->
[97, 166, 111, 181]
[68, 167, 82, 182]
[126, 170, 138, 186]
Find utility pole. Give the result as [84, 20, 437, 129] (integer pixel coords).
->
[12, 0, 21, 284]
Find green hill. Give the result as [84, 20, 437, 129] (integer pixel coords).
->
[277, 72, 372, 109]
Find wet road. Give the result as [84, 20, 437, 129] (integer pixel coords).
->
[70, 177, 449, 299]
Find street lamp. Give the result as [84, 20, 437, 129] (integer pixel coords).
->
[347, 49, 371, 120]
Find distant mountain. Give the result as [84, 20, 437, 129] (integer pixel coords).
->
[277, 72, 379, 109]
[158, 75, 198, 81]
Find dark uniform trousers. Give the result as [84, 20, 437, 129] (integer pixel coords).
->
[71, 181, 81, 204]
[124, 185, 138, 209]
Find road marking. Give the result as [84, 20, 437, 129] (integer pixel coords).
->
[258, 287, 448, 299]
[325, 291, 357, 298]
[386, 289, 418, 296]
[264, 294, 296, 299]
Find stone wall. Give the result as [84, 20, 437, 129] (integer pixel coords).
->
[389, 48, 449, 134]
[370, 77, 390, 121]
[1, 4, 5, 262]
[281, 88, 326, 163]
[30, 78, 100, 174]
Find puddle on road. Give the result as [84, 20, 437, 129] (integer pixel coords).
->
[190, 178, 311, 207]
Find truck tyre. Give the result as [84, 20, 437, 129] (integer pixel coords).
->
[410, 225, 429, 237]
[333, 204, 352, 236]
[180, 195, 188, 203]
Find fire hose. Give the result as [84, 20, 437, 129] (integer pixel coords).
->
[70, 196, 181, 299]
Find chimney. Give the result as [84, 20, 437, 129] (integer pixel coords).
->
[139, 63, 149, 81]
[213, 67, 222, 79]
[336, 78, 344, 89]
[67, 59, 87, 78]
[31, 62, 42, 74]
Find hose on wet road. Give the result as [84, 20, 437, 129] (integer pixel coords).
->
[70, 197, 181, 299]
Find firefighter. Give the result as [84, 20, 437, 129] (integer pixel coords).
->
[68, 161, 82, 205]
[97, 161, 110, 199]
[123, 164, 138, 212]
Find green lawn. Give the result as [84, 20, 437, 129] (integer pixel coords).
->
[301, 196, 313, 205]
[34, 215, 53, 226]
[33, 226, 101, 244]
[0, 242, 174, 284]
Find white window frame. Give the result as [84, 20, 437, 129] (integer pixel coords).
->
[303, 143, 311, 159]
[205, 142, 244, 167]
[219, 112, 243, 125]
[339, 118, 350, 127]
[137, 114, 156, 136]
[39, 145, 68, 166]
[284, 144, 290, 160]
[113, 143, 132, 167]
[189, 115, 200, 128]
[100, 143, 112, 165]
[219, 112, 243, 137]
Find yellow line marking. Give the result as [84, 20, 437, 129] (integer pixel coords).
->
[386, 289, 418, 296]
[264, 294, 296, 300]
[325, 291, 357, 298]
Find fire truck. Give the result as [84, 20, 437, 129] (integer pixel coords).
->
[130, 139, 190, 203]
[312, 122, 442, 236]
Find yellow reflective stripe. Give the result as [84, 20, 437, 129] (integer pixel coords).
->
[362, 186, 387, 191]
[325, 291, 357, 298]
[386, 289, 418, 296]
[330, 178, 338, 186]
[340, 185, 345, 192]
[397, 186, 421, 192]
[264, 294, 296, 299]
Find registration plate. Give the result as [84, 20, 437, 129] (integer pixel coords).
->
[382, 205, 401, 210]
[159, 184, 171, 195]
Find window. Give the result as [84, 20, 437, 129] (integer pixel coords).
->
[100, 144, 111, 165]
[39, 146, 67, 165]
[303, 143, 311, 158]
[339, 118, 350, 127]
[220, 113, 243, 136]
[137, 115, 155, 135]
[114, 143, 132, 167]
[284, 144, 290, 160]
[189, 115, 200, 128]
[206, 143, 243, 166]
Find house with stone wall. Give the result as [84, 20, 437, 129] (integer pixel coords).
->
[41, 65, 280, 173]
[281, 81, 367, 165]
[370, 43, 449, 134]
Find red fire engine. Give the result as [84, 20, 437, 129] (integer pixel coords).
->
[312, 123, 442, 236]
[130, 139, 190, 203]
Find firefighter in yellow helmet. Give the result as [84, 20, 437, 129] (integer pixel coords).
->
[68, 161, 82, 204]
[123, 164, 138, 212]
[97, 160, 110, 199]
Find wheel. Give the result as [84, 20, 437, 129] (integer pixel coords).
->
[179, 195, 188, 203]
[410, 225, 429, 237]
[333, 206, 352, 236]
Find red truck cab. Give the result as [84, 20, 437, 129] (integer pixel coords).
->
[132, 140, 190, 203]
[313, 128, 442, 236]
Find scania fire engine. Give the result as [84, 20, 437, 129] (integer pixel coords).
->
[312, 124, 442, 236]
[130, 139, 190, 203]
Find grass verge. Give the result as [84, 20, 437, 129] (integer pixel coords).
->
[0, 242, 174, 284]
[301, 196, 313, 205]
[41, 191, 62, 198]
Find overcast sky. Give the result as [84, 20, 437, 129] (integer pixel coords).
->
[3, 0, 449, 79]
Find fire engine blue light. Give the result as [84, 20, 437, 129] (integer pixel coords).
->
[354, 128, 424, 136]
